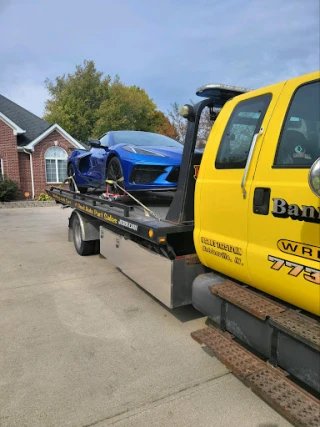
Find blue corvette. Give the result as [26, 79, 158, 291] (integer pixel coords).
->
[67, 131, 183, 194]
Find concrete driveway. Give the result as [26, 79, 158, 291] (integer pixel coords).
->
[0, 206, 291, 427]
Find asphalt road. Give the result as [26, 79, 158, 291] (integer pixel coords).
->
[0, 206, 291, 427]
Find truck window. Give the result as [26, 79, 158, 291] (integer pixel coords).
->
[274, 80, 320, 167]
[215, 94, 271, 169]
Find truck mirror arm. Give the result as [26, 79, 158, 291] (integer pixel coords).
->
[166, 98, 216, 224]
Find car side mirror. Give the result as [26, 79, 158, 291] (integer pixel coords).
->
[88, 138, 101, 148]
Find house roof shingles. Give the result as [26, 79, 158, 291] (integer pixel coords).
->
[0, 94, 51, 146]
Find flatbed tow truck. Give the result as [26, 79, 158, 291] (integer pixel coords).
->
[47, 71, 320, 427]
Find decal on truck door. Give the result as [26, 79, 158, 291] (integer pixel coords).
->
[201, 237, 244, 265]
[272, 198, 320, 223]
[268, 255, 320, 284]
[277, 239, 320, 262]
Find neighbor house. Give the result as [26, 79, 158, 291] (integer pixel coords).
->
[0, 94, 84, 199]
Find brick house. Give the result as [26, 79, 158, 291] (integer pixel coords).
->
[0, 94, 84, 199]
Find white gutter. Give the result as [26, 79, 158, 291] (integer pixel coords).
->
[22, 148, 35, 199]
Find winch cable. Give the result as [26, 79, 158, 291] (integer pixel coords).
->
[62, 174, 184, 224]
[104, 180, 195, 225]
[60, 174, 155, 218]
[62, 174, 109, 193]
[105, 179, 162, 221]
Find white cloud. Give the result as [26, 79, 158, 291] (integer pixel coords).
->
[0, 0, 319, 115]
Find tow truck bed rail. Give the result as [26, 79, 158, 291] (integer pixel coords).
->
[47, 187, 193, 245]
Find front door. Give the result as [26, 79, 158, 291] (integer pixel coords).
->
[195, 83, 284, 284]
[247, 73, 320, 314]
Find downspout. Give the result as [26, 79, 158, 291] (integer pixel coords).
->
[23, 148, 35, 200]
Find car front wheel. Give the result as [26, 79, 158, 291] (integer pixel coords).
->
[106, 157, 125, 195]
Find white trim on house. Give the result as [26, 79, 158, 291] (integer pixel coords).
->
[25, 123, 84, 151]
[0, 157, 3, 176]
[15, 124, 82, 199]
[0, 112, 26, 135]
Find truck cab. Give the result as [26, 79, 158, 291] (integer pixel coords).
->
[194, 71, 320, 315]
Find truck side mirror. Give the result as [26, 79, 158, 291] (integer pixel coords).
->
[308, 157, 320, 197]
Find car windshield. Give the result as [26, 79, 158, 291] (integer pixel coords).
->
[112, 131, 182, 148]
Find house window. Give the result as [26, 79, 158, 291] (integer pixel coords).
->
[0, 157, 3, 177]
[45, 146, 68, 183]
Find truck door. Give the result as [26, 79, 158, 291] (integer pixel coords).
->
[247, 73, 320, 315]
[195, 84, 284, 284]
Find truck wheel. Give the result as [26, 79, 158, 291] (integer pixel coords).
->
[72, 215, 95, 256]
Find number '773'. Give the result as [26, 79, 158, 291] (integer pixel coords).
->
[268, 255, 320, 285]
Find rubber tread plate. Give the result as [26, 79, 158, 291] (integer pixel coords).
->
[192, 327, 264, 378]
[192, 327, 320, 427]
[210, 281, 286, 320]
[270, 310, 320, 351]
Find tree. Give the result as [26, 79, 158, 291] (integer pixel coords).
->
[94, 78, 155, 136]
[167, 102, 187, 143]
[93, 77, 176, 138]
[44, 60, 176, 142]
[44, 60, 110, 142]
[197, 107, 215, 149]
[167, 102, 215, 148]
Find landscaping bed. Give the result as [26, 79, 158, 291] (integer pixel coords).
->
[0, 200, 56, 209]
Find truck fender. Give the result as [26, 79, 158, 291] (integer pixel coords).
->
[68, 210, 100, 242]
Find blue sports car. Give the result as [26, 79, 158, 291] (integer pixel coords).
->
[67, 131, 183, 194]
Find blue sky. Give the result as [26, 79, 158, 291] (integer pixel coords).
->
[1, 0, 319, 118]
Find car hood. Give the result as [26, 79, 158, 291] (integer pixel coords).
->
[117, 144, 183, 162]
[136, 145, 183, 159]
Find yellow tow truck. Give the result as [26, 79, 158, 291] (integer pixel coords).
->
[48, 70, 320, 427]
[194, 70, 319, 315]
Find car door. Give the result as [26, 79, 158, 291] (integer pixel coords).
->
[195, 83, 285, 285]
[247, 72, 320, 315]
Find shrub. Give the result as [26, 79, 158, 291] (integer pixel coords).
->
[37, 193, 52, 201]
[0, 176, 19, 202]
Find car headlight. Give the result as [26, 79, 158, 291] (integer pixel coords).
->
[122, 146, 167, 157]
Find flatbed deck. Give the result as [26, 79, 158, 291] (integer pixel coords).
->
[47, 187, 194, 252]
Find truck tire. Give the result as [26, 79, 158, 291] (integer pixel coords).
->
[72, 215, 95, 256]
